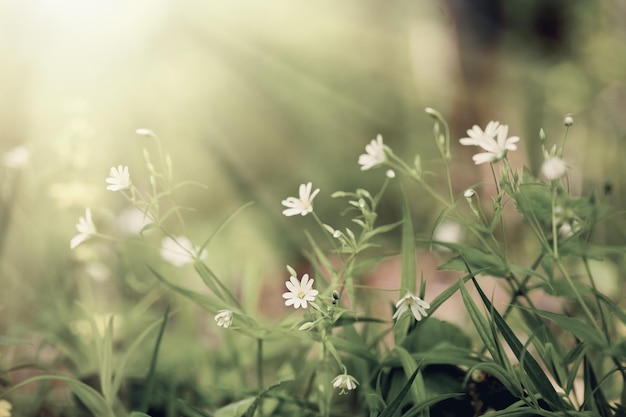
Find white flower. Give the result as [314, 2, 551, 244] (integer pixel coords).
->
[541, 156, 567, 180]
[554, 206, 581, 238]
[464, 188, 476, 199]
[358, 134, 386, 170]
[386, 169, 396, 178]
[215, 310, 233, 328]
[281, 182, 320, 217]
[282, 273, 319, 309]
[70, 208, 97, 250]
[332, 374, 359, 395]
[117, 207, 152, 235]
[433, 220, 464, 251]
[105, 165, 132, 191]
[564, 115, 574, 127]
[160, 236, 208, 267]
[0, 399, 12, 417]
[3, 146, 29, 168]
[392, 292, 430, 322]
[460, 122, 519, 164]
[459, 121, 501, 146]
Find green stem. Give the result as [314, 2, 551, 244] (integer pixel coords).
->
[554, 260, 601, 333]
[501, 254, 544, 320]
[257, 338, 264, 391]
[551, 187, 559, 259]
[385, 152, 453, 209]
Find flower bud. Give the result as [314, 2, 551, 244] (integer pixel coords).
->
[136, 128, 155, 137]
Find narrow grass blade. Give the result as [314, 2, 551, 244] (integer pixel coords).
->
[518, 307, 607, 349]
[149, 266, 229, 311]
[138, 305, 170, 413]
[394, 346, 421, 400]
[583, 356, 612, 417]
[194, 261, 242, 310]
[328, 335, 379, 363]
[110, 311, 174, 398]
[471, 277, 566, 412]
[3, 375, 113, 417]
[199, 201, 254, 253]
[401, 393, 466, 417]
[400, 187, 416, 294]
[458, 279, 497, 358]
[378, 367, 420, 417]
[242, 378, 294, 417]
[101, 316, 114, 405]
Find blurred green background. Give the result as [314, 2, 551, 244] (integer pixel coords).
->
[1, 0, 625, 329]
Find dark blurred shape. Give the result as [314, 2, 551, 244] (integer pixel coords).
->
[445, 0, 576, 190]
[528, 0, 571, 55]
[447, 0, 504, 85]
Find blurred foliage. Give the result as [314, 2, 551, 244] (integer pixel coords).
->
[0, 0, 625, 414]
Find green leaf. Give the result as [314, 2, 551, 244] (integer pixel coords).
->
[199, 201, 254, 253]
[328, 335, 379, 363]
[378, 367, 421, 417]
[435, 243, 508, 277]
[110, 311, 173, 398]
[592, 289, 626, 325]
[400, 187, 416, 294]
[402, 318, 472, 353]
[458, 280, 498, 358]
[214, 397, 256, 417]
[242, 378, 293, 417]
[138, 305, 170, 413]
[130, 413, 151, 417]
[426, 272, 473, 315]
[518, 307, 607, 349]
[564, 343, 587, 396]
[394, 346, 421, 400]
[611, 339, 626, 360]
[465, 362, 524, 399]
[559, 240, 626, 259]
[3, 375, 113, 417]
[471, 277, 567, 412]
[149, 266, 229, 312]
[401, 393, 466, 417]
[583, 356, 612, 417]
[100, 316, 114, 404]
[194, 261, 242, 309]
[368, 220, 403, 238]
